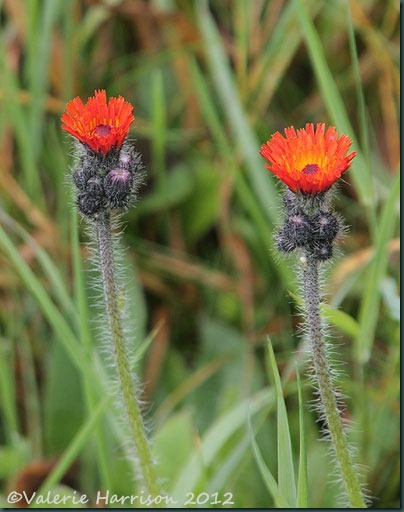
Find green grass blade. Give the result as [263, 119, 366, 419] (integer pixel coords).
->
[234, 0, 249, 93]
[0, 221, 119, 418]
[33, 396, 110, 506]
[170, 388, 274, 503]
[355, 172, 400, 363]
[296, 368, 308, 507]
[345, 0, 370, 162]
[323, 307, 360, 339]
[151, 69, 167, 188]
[0, 215, 139, 461]
[155, 355, 229, 425]
[266, 339, 296, 507]
[0, 226, 132, 450]
[0, 208, 78, 325]
[188, 57, 270, 240]
[0, 337, 19, 441]
[189, 56, 294, 291]
[0, 50, 40, 200]
[207, 435, 250, 493]
[250, 0, 321, 114]
[293, 0, 375, 223]
[27, 0, 61, 159]
[188, 57, 232, 159]
[196, 0, 280, 225]
[18, 334, 43, 458]
[250, 428, 291, 508]
[0, 222, 88, 371]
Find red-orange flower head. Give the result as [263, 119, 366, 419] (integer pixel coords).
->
[260, 123, 357, 195]
[61, 90, 135, 155]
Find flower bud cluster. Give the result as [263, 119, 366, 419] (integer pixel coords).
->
[71, 140, 143, 218]
[275, 191, 341, 261]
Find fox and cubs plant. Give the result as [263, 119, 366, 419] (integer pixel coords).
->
[261, 123, 367, 508]
[61, 90, 161, 499]
[61, 89, 367, 507]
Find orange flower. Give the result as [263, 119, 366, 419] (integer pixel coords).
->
[260, 123, 356, 194]
[61, 90, 135, 155]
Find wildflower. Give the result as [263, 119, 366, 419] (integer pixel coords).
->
[259, 126, 366, 506]
[260, 124, 357, 260]
[61, 89, 135, 155]
[61, 90, 143, 217]
[61, 92, 161, 499]
[260, 123, 356, 195]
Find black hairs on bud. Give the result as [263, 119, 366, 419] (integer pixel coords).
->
[274, 188, 344, 260]
[283, 213, 313, 246]
[104, 168, 134, 209]
[86, 176, 103, 195]
[275, 228, 297, 253]
[73, 167, 95, 190]
[311, 212, 340, 242]
[311, 241, 334, 261]
[118, 144, 143, 174]
[283, 188, 298, 213]
[70, 139, 144, 219]
[76, 191, 105, 216]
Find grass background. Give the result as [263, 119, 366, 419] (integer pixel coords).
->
[0, 0, 399, 508]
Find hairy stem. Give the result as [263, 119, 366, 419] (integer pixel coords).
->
[95, 211, 161, 500]
[302, 255, 365, 508]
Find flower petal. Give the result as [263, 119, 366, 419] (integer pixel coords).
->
[61, 90, 135, 155]
[260, 123, 357, 194]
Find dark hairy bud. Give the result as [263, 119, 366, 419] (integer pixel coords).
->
[118, 146, 143, 175]
[275, 213, 313, 253]
[104, 168, 133, 208]
[311, 212, 340, 242]
[73, 167, 94, 190]
[70, 139, 143, 217]
[283, 188, 298, 213]
[76, 192, 105, 216]
[312, 241, 333, 261]
[275, 229, 297, 252]
[284, 213, 312, 246]
[86, 176, 103, 195]
[274, 190, 343, 260]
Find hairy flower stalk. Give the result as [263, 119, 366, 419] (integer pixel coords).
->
[261, 123, 366, 507]
[61, 90, 161, 498]
[303, 254, 364, 508]
[96, 211, 161, 499]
